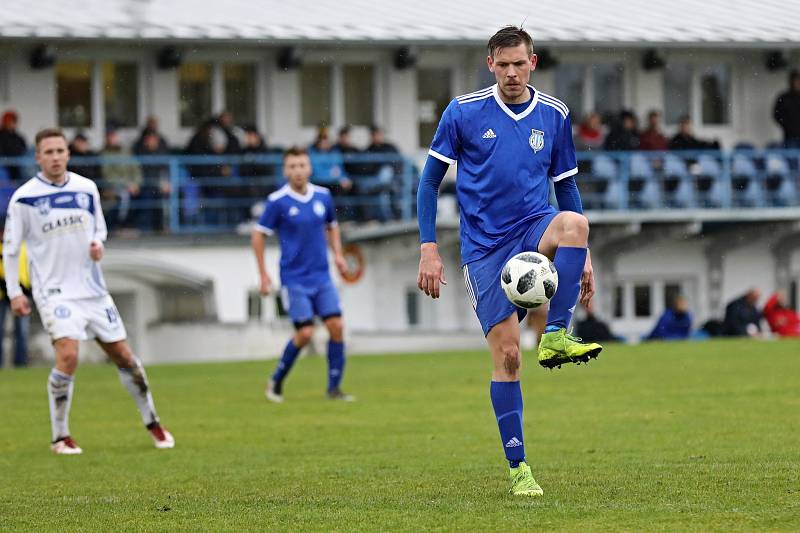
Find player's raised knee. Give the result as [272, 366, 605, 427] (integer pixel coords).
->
[560, 211, 589, 241]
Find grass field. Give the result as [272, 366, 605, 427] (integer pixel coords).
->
[1, 339, 799, 531]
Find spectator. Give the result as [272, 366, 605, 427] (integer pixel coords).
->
[101, 129, 143, 231]
[68, 132, 101, 181]
[217, 111, 243, 154]
[722, 289, 762, 337]
[0, 110, 28, 182]
[0, 238, 31, 368]
[134, 129, 172, 232]
[772, 70, 800, 149]
[603, 110, 640, 151]
[574, 112, 605, 151]
[308, 126, 352, 195]
[132, 116, 170, 154]
[333, 125, 365, 177]
[647, 295, 693, 340]
[362, 125, 402, 221]
[668, 116, 720, 151]
[364, 125, 401, 171]
[574, 300, 618, 343]
[639, 110, 668, 151]
[240, 125, 282, 180]
[762, 290, 800, 337]
[185, 119, 232, 179]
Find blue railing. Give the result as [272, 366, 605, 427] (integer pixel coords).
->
[0, 152, 418, 234]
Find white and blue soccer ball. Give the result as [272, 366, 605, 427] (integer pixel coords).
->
[500, 252, 558, 309]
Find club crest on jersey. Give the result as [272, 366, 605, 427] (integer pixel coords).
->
[529, 129, 545, 153]
[76, 192, 90, 210]
[35, 198, 51, 215]
[313, 200, 326, 218]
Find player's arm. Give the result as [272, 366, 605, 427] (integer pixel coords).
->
[90, 186, 107, 261]
[417, 155, 450, 299]
[326, 224, 347, 277]
[3, 199, 31, 316]
[252, 200, 279, 296]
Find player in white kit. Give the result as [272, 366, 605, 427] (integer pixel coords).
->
[2, 128, 174, 454]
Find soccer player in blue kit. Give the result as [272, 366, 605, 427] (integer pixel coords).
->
[416, 27, 602, 496]
[252, 147, 353, 402]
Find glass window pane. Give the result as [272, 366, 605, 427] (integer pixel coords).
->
[57, 62, 92, 128]
[417, 69, 452, 147]
[224, 63, 256, 126]
[664, 63, 691, 125]
[634, 284, 651, 317]
[301, 64, 332, 127]
[343, 64, 374, 126]
[593, 63, 624, 119]
[179, 63, 212, 128]
[701, 64, 730, 125]
[555, 64, 584, 120]
[613, 284, 624, 318]
[102, 62, 138, 128]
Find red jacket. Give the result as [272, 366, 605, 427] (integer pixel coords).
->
[763, 293, 800, 337]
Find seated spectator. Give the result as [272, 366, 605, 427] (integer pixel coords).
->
[308, 126, 352, 195]
[647, 295, 692, 340]
[134, 129, 171, 232]
[364, 125, 401, 173]
[68, 132, 100, 181]
[639, 110, 668, 151]
[668, 116, 720, 151]
[722, 288, 762, 337]
[603, 110, 640, 151]
[217, 111, 243, 154]
[762, 290, 800, 337]
[101, 129, 143, 231]
[133, 116, 170, 154]
[574, 112, 605, 151]
[185, 119, 232, 179]
[333, 125, 365, 177]
[0, 110, 28, 182]
[240, 125, 282, 180]
[574, 300, 618, 343]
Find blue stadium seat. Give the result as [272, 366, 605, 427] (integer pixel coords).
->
[662, 154, 694, 208]
[731, 154, 763, 207]
[765, 154, 797, 206]
[628, 154, 660, 208]
[693, 155, 724, 207]
[590, 154, 622, 209]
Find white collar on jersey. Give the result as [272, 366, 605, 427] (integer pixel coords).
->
[492, 84, 539, 121]
[35, 171, 71, 188]
[283, 184, 315, 203]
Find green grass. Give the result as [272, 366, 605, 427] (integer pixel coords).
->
[1, 339, 799, 531]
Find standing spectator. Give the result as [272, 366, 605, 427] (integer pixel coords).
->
[772, 70, 800, 149]
[217, 111, 243, 154]
[603, 110, 640, 151]
[722, 289, 762, 337]
[101, 129, 143, 231]
[133, 130, 171, 232]
[132, 116, 170, 154]
[639, 110, 668, 151]
[0, 110, 28, 182]
[762, 290, 800, 337]
[668, 116, 719, 150]
[647, 295, 692, 340]
[574, 112, 605, 151]
[68, 133, 101, 182]
[0, 238, 31, 368]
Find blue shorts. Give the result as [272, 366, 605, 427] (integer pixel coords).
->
[281, 280, 342, 327]
[462, 212, 559, 336]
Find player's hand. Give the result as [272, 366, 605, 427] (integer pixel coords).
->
[334, 254, 348, 277]
[259, 273, 272, 296]
[89, 240, 104, 262]
[418, 243, 447, 299]
[580, 250, 595, 306]
[10, 295, 31, 317]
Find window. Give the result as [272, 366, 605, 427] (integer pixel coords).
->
[664, 63, 692, 125]
[634, 284, 651, 317]
[343, 64, 374, 126]
[417, 69, 452, 147]
[159, 287, 209, 321]
[102, 62, 138, 128]
[301, 64, 332, 127]
[613, 284, 624, 318]
[593, 63, 624, 119]
[700, 64, 730, 125]
[555, 64, 585, 120]
[57, 62, 92, 127]
[224, 63, 256, 125]
[179, 63, 212, 128]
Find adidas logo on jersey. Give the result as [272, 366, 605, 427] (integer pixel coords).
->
[505, 437, 523, 448]
[482, 129, 497, 139]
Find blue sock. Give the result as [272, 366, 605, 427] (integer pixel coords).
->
[272, 340, 301, 386]
[327, 341, 345, 392]
[546, 246, 588, 331]
[490, 381, 525, 468]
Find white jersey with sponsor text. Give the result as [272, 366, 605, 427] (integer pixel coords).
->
[3, 172, 108, 302]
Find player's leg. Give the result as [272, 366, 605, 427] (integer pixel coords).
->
[268, 285, 315, 402]
[48, 337, 83, 454]
[536, 212, 602, 368]
[315, 281, 353, 401]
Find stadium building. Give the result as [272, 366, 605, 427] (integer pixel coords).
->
[1, 0, 800, 360]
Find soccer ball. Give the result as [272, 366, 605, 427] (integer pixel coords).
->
[500, 252, 558, 309]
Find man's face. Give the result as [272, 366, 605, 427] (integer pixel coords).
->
[487, 43, 537, 101]
[283, 154, 312, 189]
[36, 136, 70, 178]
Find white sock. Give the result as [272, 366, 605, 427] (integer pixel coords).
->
[47, 369, 74, 442]
[118, 357, 159, 427]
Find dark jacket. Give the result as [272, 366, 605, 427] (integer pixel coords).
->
[669, 134, 719, 151]
[575, 314, 616, 343]
[0, 128, 27, 182]
[773, 89, 800, 140]
[603, 128, 640, 151]
[722, 295, 762, 337]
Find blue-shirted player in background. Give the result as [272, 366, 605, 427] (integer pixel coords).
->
[252, 147, 354, 402]
[416, 26, 602, 496]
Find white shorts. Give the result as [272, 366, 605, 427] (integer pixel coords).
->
[37, 295, 128, 343]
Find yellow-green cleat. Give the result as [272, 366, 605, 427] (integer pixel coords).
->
[509, 462, 543, 497]
[538, 328, 602, 369]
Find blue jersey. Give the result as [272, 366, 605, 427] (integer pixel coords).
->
[429, 84, 577, 265]
[255, 184, 337, 286]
